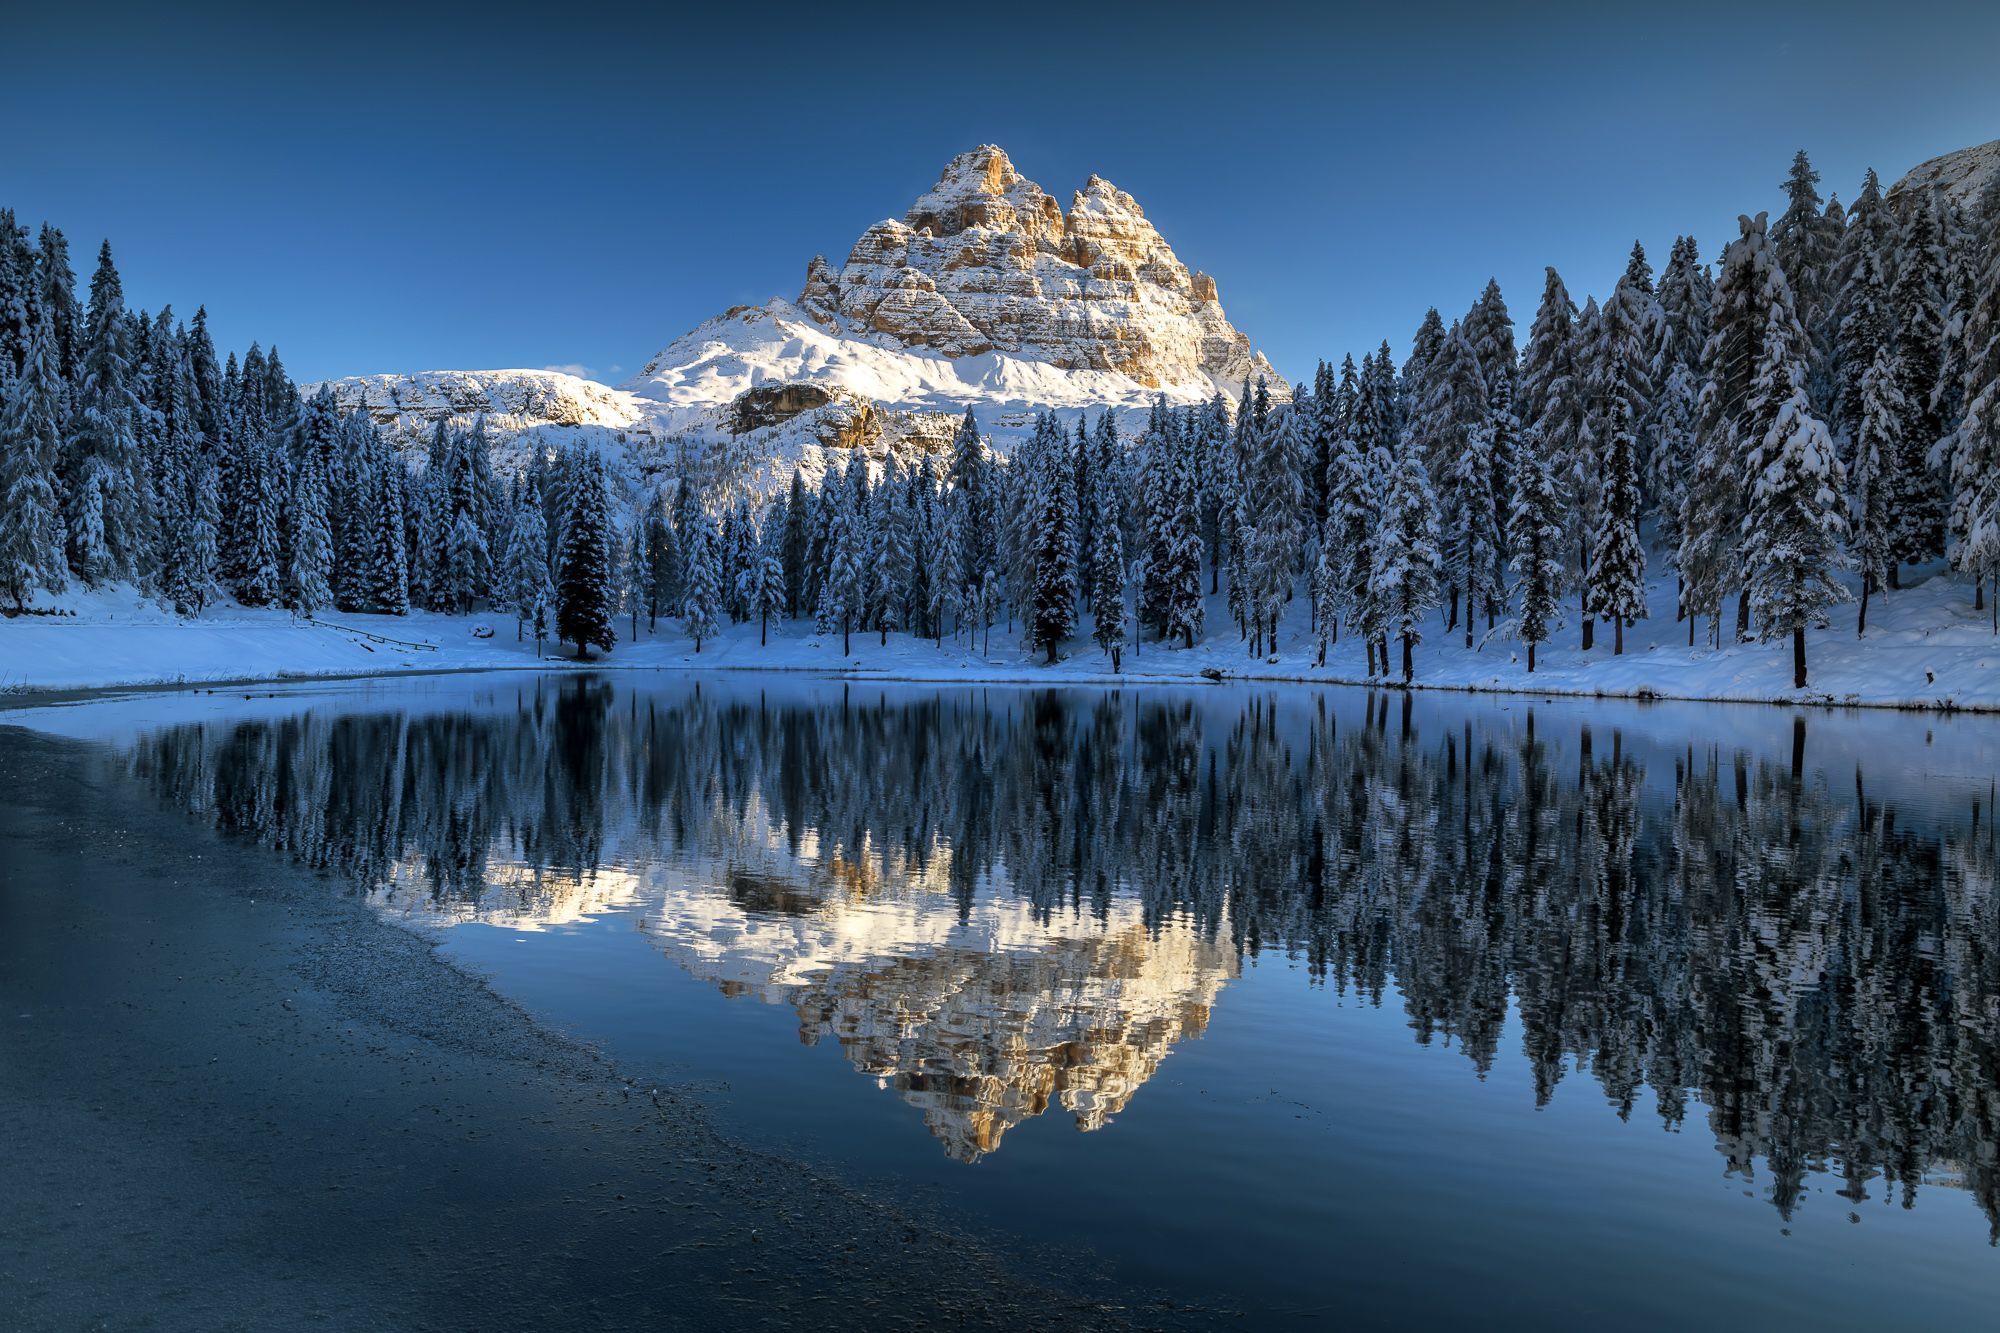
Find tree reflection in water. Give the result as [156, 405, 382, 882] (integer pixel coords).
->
[128, 679, 2000, 1234]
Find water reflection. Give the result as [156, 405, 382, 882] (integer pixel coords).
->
[127, 679, 2000, 1233]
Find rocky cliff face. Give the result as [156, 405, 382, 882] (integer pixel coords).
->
[796, 145, 1279, 392]
[1891, 137, 2000, 208]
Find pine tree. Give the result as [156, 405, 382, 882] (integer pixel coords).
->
[1371, 438, 1442, 683]
[781, 467, 809, 617]
[66, 241, 147, 582]
[503, 483, 551, 641]
[0, 319, 68, 609]
[1310, 542, 1339, 667]
[747, 499, 787, 646]
[1771, 150, 1838, 406]
[906, 456, 936, 639]
[1887, 189, 1949, 578]
[640, 482, 677, 628]
[1585, 378, 1646, 654]
[1024, 412, 1079, 662]
[1849, 348, 1902, 636]
[286, 449, 334, 614]
[681, 509, 722, 653]
[1939, 181, 2000, 619]
[365, 434, 410, 615]
[870, 459, 912, 644]
[1089, 452, 1127, 668]
[1160, 413, 1205, 648]
[554, 448, 615, 658]
[1507, 436, 1565, 672]
[1833, 170, 1892, 435]
[1244, 403, 1308, 653]
[622, 516, 653, 642]
[1324, 423, 1375, 653]
[1742, 302, 1848, 688]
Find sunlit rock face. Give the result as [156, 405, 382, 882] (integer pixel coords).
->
[803, 145, 1281, 393]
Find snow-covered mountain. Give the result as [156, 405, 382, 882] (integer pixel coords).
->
[1890, 136, 2000, 207]
[316, 145, 1287, 488]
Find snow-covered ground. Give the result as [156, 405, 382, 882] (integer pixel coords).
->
[2, 567, 1996, 711]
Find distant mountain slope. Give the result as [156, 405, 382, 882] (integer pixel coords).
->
[1890, 136, 2000, 206]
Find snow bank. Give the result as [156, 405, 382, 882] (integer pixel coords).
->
[2, 567, 1997, 713]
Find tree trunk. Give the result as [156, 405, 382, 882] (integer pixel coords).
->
[1736, 589, 1750, 641]
[1527, 641, 1536, 674]
[843, 617, 851, 656]
[1792, 627, 1807, 689]
[1447, 589, 1459, 631]
[1675, 576, 1685, 622]
[1977, 576, 1986, 611]
[1582, 615, 1594, 651]
[761, 609, 769, 647]
[1889, 563, 1902, 591]
[516, 617, 522, 642]
[1401, 633, 1414, 684]
[1688, 612, 1696, 647]
[1857, 578, 1870, 638]
[1046, 639, 1057, 665]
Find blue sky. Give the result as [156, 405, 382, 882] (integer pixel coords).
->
[8, 1, 1996, 388]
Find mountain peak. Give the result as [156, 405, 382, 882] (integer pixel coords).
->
[796, 144, 1280, 393]
[1891, 136, 2000, 207]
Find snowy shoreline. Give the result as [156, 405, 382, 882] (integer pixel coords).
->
[4, 572, 1996, 714]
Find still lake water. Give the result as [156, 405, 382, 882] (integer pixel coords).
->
[44, 673, 2000, 1327]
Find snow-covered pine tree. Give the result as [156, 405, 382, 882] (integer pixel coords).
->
[1427, 325, 1499, 643]
[1089, 453, 1127, 669]
[623, 514, 653, 642]
[949, 407, 993, 604]
[1244, 404, 1308, 653]
[1849, 347, 1902, 635]
[0, 318, 68, 610]
[681, 508, 722, 653]
[1371, 437, 1442, 683]
[1310, 543, 1339, 667]
[32, 223, 81, 390]
[781, 468, 809, 617]
[286, 448, 333, 614]
[1832, 170, 1892, 436]
[1771, 150, 1839, 408]
[1464, 278, 1518, 411]
[66, 241, 147, 582]
[554, 448, 615, 659]
[365, 431, 410, 615]
[871, 460, 912, 645]
[721, 497, 753, 622]
[1507, 434, 1565, 672]
[1160, 411, 1205, 648]
[1887, 188, 1949, 579]
[1197, 392, 1234, 592]
[1323, 424, 1374, 653]
[906, 456, 936, 639]
[1740, 296, 1848, 688]
[1585, 367, 1646, 655]
[503, 482, 550, 640]
[931, 488, 966, 645]
[826, 473, 866, 654]
[1938, 180, 2000, 619]
[748, 499, 787, 646]
[638, 482, 677, 629]
[1024, 412, 1079, 663]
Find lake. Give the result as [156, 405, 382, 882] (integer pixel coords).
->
[18, 672, 1999, 1328]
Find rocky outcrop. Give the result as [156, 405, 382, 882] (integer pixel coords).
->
[797, 145, 1282, 393]
[1891, 137, 2000, 207]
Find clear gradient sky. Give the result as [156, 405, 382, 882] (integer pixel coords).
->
[8, 1, 1997, 388]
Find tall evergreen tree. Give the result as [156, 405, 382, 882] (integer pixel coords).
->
[1741, 301, 1848, 688]
[1023, 412, 1079, 663]
[1507, 435, 1565, 672]
[1887, 189, 1949, 577]
[681, 508, 722, 653]
[286, 448, 334, 613]
[1849, 348, 1902, 635]
[0, 320, 67, 609]
[503, 481, 551, 641]
[554, 448, 615, 658]
[1371, 438, 1442, 683]
[1089, 453, 1127, 669]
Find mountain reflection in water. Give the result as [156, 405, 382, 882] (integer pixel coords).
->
[126, 677, 2000, 1235]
